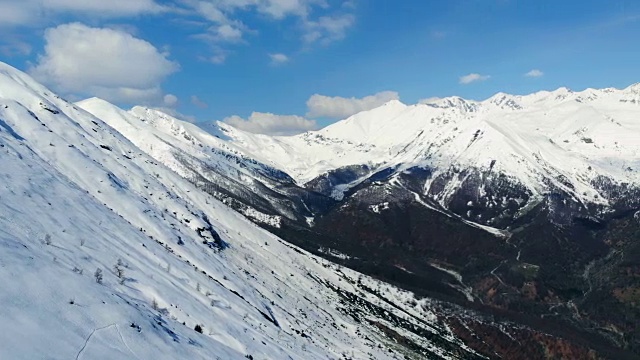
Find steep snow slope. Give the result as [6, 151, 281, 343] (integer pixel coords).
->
[77, 99, 330, 227]
[219, 87, 640, 207]
[0, 63, 481, 359]
[77, 98, 280, 183]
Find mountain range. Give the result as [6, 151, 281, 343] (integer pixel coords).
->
[1, 61, 639, 359]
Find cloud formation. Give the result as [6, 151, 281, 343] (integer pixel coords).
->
[418, 97, 442, 104]
[47, 0, 164, 15]
[1, 1, 356, 65]
[188, 0, 356, 62]
[0, 0, 164, 27]
[302, 14, 355, 45]
[223, 112, 317, 136]
[306, 91, 400, 119]
[163, 94, 179, 107]
[215, 24, 244, 43]
[525, 69, 544, 77]
[222, 89, 400, 135]
[30, 23, 179, 104]
[269, 53, 289, 65]
[459, 73, 490, 84]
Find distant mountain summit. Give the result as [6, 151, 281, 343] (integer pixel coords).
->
[196, 82, 640, 359]
[217, 84, 640, 216]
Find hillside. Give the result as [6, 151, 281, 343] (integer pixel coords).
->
[79, 75, 640, 358]
[3, 59, 639, 359]
[0, 62, 484, 360]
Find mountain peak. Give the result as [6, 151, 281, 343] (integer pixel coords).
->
[486, 92, 522, 110]
[383, 99, 405, 107]
[624, 82, 640, 93]
[422, 96, 478, 112]
[553, 86, 573, 93]
[76, 96, 114, 107]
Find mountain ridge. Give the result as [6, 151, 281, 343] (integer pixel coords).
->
[214, 83, 640, 216]
[1, 61, 490, 360]
[3, 59, 639, 358]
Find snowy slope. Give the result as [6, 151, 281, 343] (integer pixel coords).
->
[218, 87, 640, 208]
[0, 62, 481, 359]
[77, 99, 326, 226]
[77, 98, 284, 184]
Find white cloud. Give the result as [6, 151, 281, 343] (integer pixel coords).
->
[192, 22, 245, 62]
[0, 0, 164, 27]
[192, 1, 229, 23]
[91, 86, 165, 105]
[306, 91, 400, 119]
[198, 52, 229, 64]
[303, 14, 355, 45]
[418, 97, 442, 104]
[215, 24, 244, 42]
[163, 94, 179, 107]
[0, 0, 356, 63]
[187, 0, 355, 53]
[223, 112, 317, 135]
[46, 0, 164, 16]
[196, 0, 322, 20]
[342, 0, 357, 9]
[256, 0, 314, 19]
[0, 2, 37, 27]
[525, 69, 544, 78]
[192, 24, 244, 44]
[191, 95, 209, 109]
[459, 73, 490, 84]
[30, 23, 179, 104]
[269, 53, 289, 65]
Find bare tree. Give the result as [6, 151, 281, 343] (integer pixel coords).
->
[94, 268, 103, 284]
[114, 259, 127, 284]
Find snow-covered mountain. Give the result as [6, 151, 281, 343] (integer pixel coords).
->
[76, 98, 333, 229]
[0, 63, 494, 359]
[2, 59, 639, 359]
[232, 87, 640, 184]
[77, 83, 640, 240]
[189, 83, 640, 359]
[220, 86, 640, 214]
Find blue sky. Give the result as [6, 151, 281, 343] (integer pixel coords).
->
[2, 0, 640, 134]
